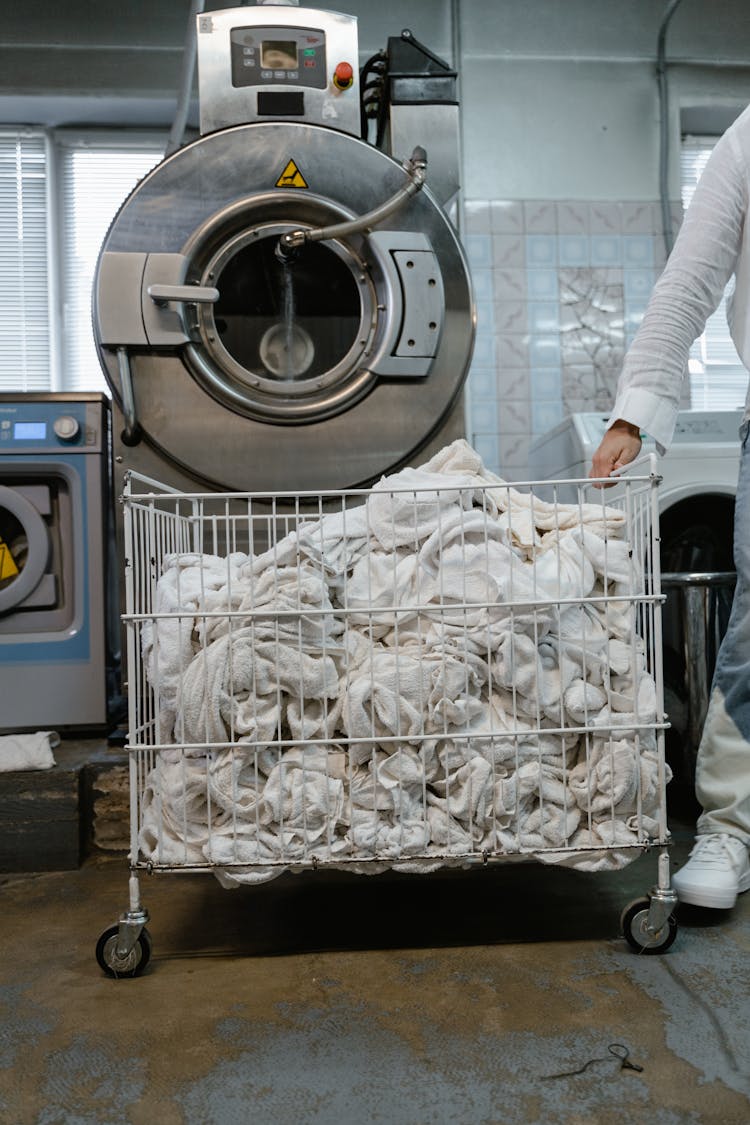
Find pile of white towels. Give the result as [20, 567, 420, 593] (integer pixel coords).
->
[137, 439, 667, 885]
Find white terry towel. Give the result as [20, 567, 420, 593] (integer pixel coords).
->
[179, 624, 341, 746]
[490, 631, 579, 721]
[142, 552, 249, 737]
[366, 467, 499, 552]
[139, 755, 216, 865]
[346, 807, 431, 857]
[343, 550, 423, 633]
[205, 563, 341, 648]
[248, 505, 371, 590]
[428, 754, 494, 831]
[341, 647, 431, 743]
[260, 752, 347, 843]
[0, 730, 59, 772]
[421, 438, 628, 549]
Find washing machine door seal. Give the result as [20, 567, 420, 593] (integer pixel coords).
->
[0, 485, 49, 614]
[93, 121, 474, 493]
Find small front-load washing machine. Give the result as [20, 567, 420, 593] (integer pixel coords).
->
[0, 393, 113, 731]
[527, 409, 742, 548]
[529, 410, 743, 783]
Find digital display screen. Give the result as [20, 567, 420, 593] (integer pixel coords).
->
[14, 421, 47, 440]
[261, 40, 298, 69]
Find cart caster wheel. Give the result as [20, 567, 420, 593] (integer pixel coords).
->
[96, 925, 152, 978]
[621, 897, 678, 954]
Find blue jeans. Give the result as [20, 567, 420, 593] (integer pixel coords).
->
[695, 421, 750, 842]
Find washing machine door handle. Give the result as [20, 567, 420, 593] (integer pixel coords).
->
[0, 486, 50, 614]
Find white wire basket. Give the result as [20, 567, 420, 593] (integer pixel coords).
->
[96, 443, 679, 975]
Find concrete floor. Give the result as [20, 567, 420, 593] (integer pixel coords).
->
[1, 798, 749, 1125]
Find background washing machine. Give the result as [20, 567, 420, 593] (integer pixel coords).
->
[0, 393, 113, 732]
[93, 6, 474, 505]
[529, 410, 743, 788]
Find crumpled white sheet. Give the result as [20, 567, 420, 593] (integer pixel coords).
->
[137, 439, 667, 883]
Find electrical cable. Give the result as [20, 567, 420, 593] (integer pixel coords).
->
[165, 0, 206, 156]
[657, 0, 686, 257]
[542, 1043, 644, 1080]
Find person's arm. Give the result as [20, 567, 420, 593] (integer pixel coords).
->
[611, 125, 747, 451]
[590, 121, 748, 484]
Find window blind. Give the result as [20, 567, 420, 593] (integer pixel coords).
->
[58, 136, 163, 394]
[681, 135, 747, 411]
[0, 131, 50, 392]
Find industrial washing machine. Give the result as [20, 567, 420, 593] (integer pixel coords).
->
[529, 410, 743, 786]
[0, 393, 113, 732]
[93, 4, 474, 501]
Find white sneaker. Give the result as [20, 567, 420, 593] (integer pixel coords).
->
[672, 834, 750, 909]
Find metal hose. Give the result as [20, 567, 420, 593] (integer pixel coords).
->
[276, 147, 427, 260]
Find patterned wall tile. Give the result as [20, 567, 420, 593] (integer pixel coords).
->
[497, 367, 531, 399]
[530, 367, 562, 398]
[464, 200, 491, 233]
[497, 333, 530, 368]
[526, 235, 557, 267]
[621, 201, 656, 234]
[493, 268, 527, 301]
[466, 366, 497, 398]
[470, 334, 497, 368]
[494, 300, 527, 333]
[531, 399, 565, 434]
[471, 268, 494, 301]
[473, 433, 501, 473]
[526, 269, 559, 300]
[523, 201, 557, 233]
[559, 234, 589, 267]
[527, 301, 559, 333]
[490, 200, 524, 234]
[588, 202, 621, 234]
[622, 234, 654, 267]
[497, 432, 532, 473]
[492, 234, 525, 268]
[464, 233, 492, 268]
[590, 234, 622, 267]
[463, 199, 668, 480]
[529, 334, 562, 368]
[556, 201, 589, 235]
[497, 398, 531, 434]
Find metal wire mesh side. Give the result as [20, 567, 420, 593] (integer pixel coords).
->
[121, 459, 667, 885]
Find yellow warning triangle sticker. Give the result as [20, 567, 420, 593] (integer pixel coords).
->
[0, 537, 19, 581]
[276, 160, 309, 189]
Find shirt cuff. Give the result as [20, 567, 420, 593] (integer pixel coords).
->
[607, 387, 679, 455]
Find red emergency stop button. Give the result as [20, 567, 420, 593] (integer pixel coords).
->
[333, 62, 354, 90]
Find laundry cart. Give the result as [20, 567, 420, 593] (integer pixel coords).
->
[95, 443, 678, 976]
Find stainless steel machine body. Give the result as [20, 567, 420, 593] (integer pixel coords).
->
[93, 6, 474, 495]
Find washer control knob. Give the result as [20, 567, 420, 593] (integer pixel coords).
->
[53, 415, 80, 442]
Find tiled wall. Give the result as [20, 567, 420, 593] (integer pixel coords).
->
[462, 198, 683, 480]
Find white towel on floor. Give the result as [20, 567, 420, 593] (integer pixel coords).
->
[0, 730, 59, 772]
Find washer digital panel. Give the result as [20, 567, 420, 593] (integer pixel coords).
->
[230, 26, 327, 89]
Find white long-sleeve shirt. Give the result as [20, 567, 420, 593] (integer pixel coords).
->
[611, 102, 750, 452]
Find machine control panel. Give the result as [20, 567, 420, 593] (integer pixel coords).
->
[198, 7, 361, 136]
[230, 26, 328, 90]
[0, 398, 105, 453]
[578, 411, 743, 446]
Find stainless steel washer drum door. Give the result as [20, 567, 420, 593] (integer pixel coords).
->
[93, 121, 475, 492]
